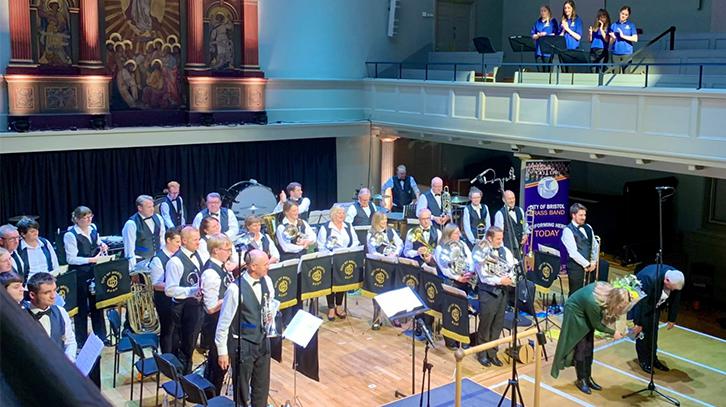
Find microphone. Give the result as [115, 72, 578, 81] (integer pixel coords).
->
[655, 186, 674, 191]
[470, 168, 494, 184]
[416, 317, 436, 349]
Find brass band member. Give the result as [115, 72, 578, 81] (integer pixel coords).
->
[552, 282, 631, 394]
[200, 233, 235, 394]
[474, 226, 516, 367]
[63, 206, 110, 346]
[0, 268, 25, 306]
[462, 187, 491, 247]
[317, 205, 360, 320]
[403, 208, 439, 266]
[382, 164, 420, 213]
[123, 194, 166, 271]
[416, 177, 450, 228]
[159, 180, 186, 228]
[346, 187, 377, 226]
[192, 192, 239, 239]
[16, 216, 60, 280]
[434, 224, 474, 291]
[164, 226, 206, 373]
[25, 272, 77, 361]
[493, 190, 529, 255]
[561, 203, 599, 294]
[198, 216, 222, 260]
[366, 212, 403, 330]
[149, 228, 182, 353]
[276, 201, 316, 261]
[0, 224, 23, 275]
[274, 182, 311, 222]
[242, 216, 280, 264]
[216, 249, 275, 407]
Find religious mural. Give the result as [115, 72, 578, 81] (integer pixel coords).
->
[207, 5, 235, 70]
[104, 0, 184, 109]
[36, 0, 74, 66]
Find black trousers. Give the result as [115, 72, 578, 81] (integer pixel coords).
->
[200, 312, 217, 351]
[476, 288, 507, 359]
[636, 309, 661, 365]
[566, 262, 585, 295]
[535, 54, 553, 72]
[170, 298, 203, 373]
[229, 338, 271, 407]
[326, 292, 344, 309]
[153, 290, 175, 354]
[574, 330, 595, 380]
[74, 268, 107, 345]
[590, 48, 609, 72]
[203, 312, 224, 394]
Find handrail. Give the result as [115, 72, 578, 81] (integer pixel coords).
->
[453, 327, 542, 407]
[628, 26, 676, 73]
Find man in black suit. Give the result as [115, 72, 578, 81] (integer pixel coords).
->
[628, 264, 684, 374]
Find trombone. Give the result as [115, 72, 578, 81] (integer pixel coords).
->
[524, 206, 536, 272]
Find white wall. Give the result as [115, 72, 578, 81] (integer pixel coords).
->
[336, 133, 381, 202]
[259, 0, 435, 79]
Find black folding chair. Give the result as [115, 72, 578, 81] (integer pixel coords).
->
[180, 374, 234, 407]
[153, 351, 186, 406]
[128, 335, 159, 405]
[107, 308, 159, 387]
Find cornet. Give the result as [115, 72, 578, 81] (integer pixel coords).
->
[441, 186, 452, 218]
[261, 292, 280, 338]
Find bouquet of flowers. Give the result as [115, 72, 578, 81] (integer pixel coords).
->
[612, 274, 647, 313]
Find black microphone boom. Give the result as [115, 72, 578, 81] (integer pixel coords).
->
[655, 186, 674, 191]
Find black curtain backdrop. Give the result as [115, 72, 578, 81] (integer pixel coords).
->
[0, 138, 338, 238]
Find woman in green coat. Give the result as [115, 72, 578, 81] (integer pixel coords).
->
[551, 281, 631, 394]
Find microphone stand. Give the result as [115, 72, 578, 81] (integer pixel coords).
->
[621, 187, 679, 406]
[475, 167, 548, 407]
[234, 244, 244, 407]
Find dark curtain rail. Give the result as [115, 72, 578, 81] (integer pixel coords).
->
[0, 138, 338, 238]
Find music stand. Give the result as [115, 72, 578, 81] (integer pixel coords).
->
[281, 309, 324, 407]
[375, 287, 431, 399]
[473, 37, 497, 79]
[508, 35, 535, 65]
[93, 258, 132, 309]
[298, 252, 334, 316]
[56, 270, 79, 317]
[353, 226, 369, 249]
[558, 49, 589, 73]
[268, 259, 300, 311]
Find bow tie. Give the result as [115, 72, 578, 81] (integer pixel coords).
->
[435, 194, 441, 197]
[422, 228, 430, 232]
[211, 213, 220, 217]
[508, 208, 515, 212]
[32, 308, 52, 321]
[252, 280, 261, 286]
[143, 216, 153, 221]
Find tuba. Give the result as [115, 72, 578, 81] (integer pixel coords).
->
[441, 186, 452, 218]
[127, 271, 160, 334]
[369, 230, 397, 256]
[410, 226, 435, 256]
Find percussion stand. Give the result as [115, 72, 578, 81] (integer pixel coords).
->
[622, 187, 679, 406]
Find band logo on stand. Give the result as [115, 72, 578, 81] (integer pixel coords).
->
[362, 258, 396, 298]
[332, 250, 364, 292]
[94, 259, 132, 309]
[421, 278, 442, 318]
[56, 271, 78, 317]
[269, 261, 298, 310]
[441, 286, 470, 344]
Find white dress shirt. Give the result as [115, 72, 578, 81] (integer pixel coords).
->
[416, 193, 443, 217]
[316, 221, 360, 252]
[433, 241, 474, 279]
[243, 234, 281, 261]
[164, 247, 208, 300]
[382, 176, 421, 197]
[63, 225, 102, 266]
[29, 304, 77, 361]
[192, 208, 239, 239]
[160, 196, 185, 228]
[560, 221, 599, 268]
[273, 197, 311, 215]
[493, 207, 530, 235]
[474, 244, 516, 286]
[122, 213, 166, 271]
[201, 258, 228, 312]
[462, 205, 491, 243]
[365, 228, 403, 256]
[403, 227, 440, 259]
[20, 238, 60, 279]
[345, 202, 377, 224]
[276, 218, 317, 254]
[215, 272, 275, 356]
[149, 247, 176, 286]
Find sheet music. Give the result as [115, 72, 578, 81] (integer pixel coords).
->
[75, 334, 104, 376]
[374, 287, 423, 318]
[95, 255, 115, 264]
[283, 310, 323, 348]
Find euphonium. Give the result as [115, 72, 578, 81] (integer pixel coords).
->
[410, 226, 435, 256]
[127, 271, 160, 334]
[476, 222, 487, 241]
[441, 186, 452, 217]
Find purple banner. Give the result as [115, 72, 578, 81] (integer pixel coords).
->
[523, 160, 570, 256]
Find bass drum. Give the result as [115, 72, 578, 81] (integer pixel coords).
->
[227, 180, 277, 221]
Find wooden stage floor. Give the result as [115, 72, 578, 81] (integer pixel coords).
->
[100, 294, 725, 406]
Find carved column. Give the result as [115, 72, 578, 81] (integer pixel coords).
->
[8, 0, 34, 66]
[185, 0, 206, 70]
[241, 0, 260, 70]
[78, 0, 104, 72]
